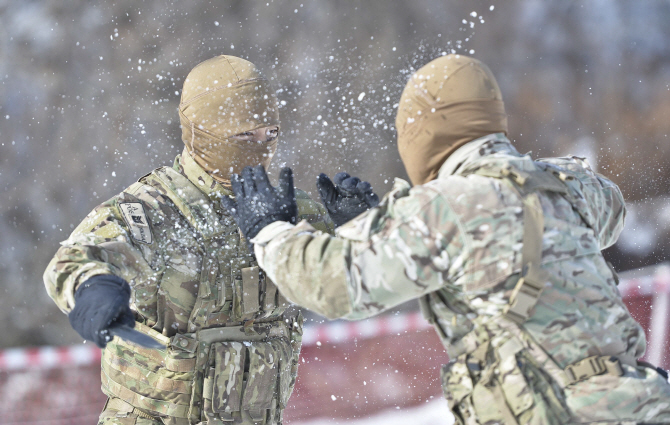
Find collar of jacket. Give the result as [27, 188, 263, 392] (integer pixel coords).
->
[437, 133, 521, 179]
[174, 148, 233, 201]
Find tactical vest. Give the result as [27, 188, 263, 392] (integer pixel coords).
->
[100, 166, 302, 425]
[419, 157, 632, 425]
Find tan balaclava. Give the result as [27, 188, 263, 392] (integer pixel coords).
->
[395, 54, 508, 186]
[179, 55, 280, 185]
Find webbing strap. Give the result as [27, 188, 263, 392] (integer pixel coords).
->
[505, 193, 550, 324]
[464, 161, 566, 323]
[153, 166, 226, 240]
[110, 336, 196, 373]
[264, 278, 278, 313]
[520, 193, 543, 268]
[105, 398, 158, 420]
[178, 319, 290, 346]
[105, 397, 135, 414]
[418, 295, 435, 324]
[496, 318, 629, 388]
[466, 163, 568, 194]
[102, 361, 191, 404]
[241, 266, 261, 315]
[565, 355, 624, 384]
[101, 366, 191, 418]
[103, 350, 193, 394]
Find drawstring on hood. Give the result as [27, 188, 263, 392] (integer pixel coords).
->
[395, 54, 508, 186]
[179, 55, 280, 185]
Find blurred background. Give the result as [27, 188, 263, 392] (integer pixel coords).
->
[1, 0, 670, 424]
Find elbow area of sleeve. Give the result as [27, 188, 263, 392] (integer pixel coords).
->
[599, 185, 626, 249]
[274, 232, 353, 320]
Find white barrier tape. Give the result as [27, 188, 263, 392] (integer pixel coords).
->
[3, 266, 669, 372]
[0, 344, 102, 371]
[301, 311, 432, 346]
[0, 311, 432, 371]
[617, 264, 670, 299]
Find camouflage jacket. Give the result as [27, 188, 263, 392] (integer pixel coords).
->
[253, 133, 670, 424]
[44, 150, 333, 424]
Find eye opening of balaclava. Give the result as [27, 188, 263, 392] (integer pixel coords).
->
[179, 55, 280, 186]
[395, 54, 508, 186]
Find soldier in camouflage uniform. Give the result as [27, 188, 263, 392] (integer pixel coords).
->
[225, 55, 670, 424]
[44, 55, 334, 425]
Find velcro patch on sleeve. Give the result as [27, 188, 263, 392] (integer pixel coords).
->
[119, 202, 153, 244]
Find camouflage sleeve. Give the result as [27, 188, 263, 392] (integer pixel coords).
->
[295, 188, 335, 234]
[253, 178, 464, 320]
[43, 183, 162, 313]
[540, 156, 626, 249]
[591, 173, 626, 249]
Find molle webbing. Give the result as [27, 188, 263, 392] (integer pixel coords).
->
[147, 165, 288, 326]
[565, 355, 624, 384]
[101, 319, 297, 421]
[460, 159, 632, 384]
[495, 318, 629, 388]
[241, 266, 261, 315]
[103, 165, 299, 423]
[503, 193, 551, 324]
[176, 319, 290, 349]
[105, 398, 163, 421]
[153, 166, 226, 240]
[462, 160, 568, 324]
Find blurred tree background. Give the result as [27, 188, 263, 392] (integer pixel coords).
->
[1, 0, 669, 348]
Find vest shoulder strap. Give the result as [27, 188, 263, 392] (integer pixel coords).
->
[463, 159, 568, 195]
[460, 157, 569, 324]
[504, 192, 551, 324]
[147, 166, 226, 240]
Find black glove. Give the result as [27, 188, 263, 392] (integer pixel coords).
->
[221, 165, 298, 243]
[317, 172, 380, 227]
[68, 275, 135, 349]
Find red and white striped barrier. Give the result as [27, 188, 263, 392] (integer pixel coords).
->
[620, 263, 670, 366]
[618, 264, 670, 298]
[0, 311, 432, 372]
[0, 344, 102, 371]
[302, 311, 431, 346]
[2, 263, 669, 372]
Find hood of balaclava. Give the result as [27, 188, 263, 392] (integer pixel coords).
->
[178, 55, 280, 185]
[395, 54, 508, 186]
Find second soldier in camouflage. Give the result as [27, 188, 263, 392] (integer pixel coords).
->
[230, 55, 670, 424]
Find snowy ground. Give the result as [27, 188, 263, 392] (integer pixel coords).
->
[294, 398, 455, 425]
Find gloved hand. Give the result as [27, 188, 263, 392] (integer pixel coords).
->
[317, 172, 380, 227]
[221, 165, 298, 243]
[68, 274, 135, 349]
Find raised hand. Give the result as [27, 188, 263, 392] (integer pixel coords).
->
[221, 165, 298, 243]
[317, 172, 380, 227]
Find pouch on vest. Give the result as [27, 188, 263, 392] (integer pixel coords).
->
[419, 289, 475, 349]
[470, 372, 519, 425]
[441, 340, 568, 425]
[242, 341, 278, 422]
[440, 355, 477, 425]
[512, 352, 571, 424]
[494, 340, 570, 425]
[272, 337, 295, 410]
[280, 311, 304, 409]
[202, 338, 294, 423]
[101, 327, 195, 419]
[203, 341, 246, 421]
[232, 264, 289, 322]
[497, 350, 535, 419]
[441, 345, 519, 425]
[232, 265, 261, 322]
